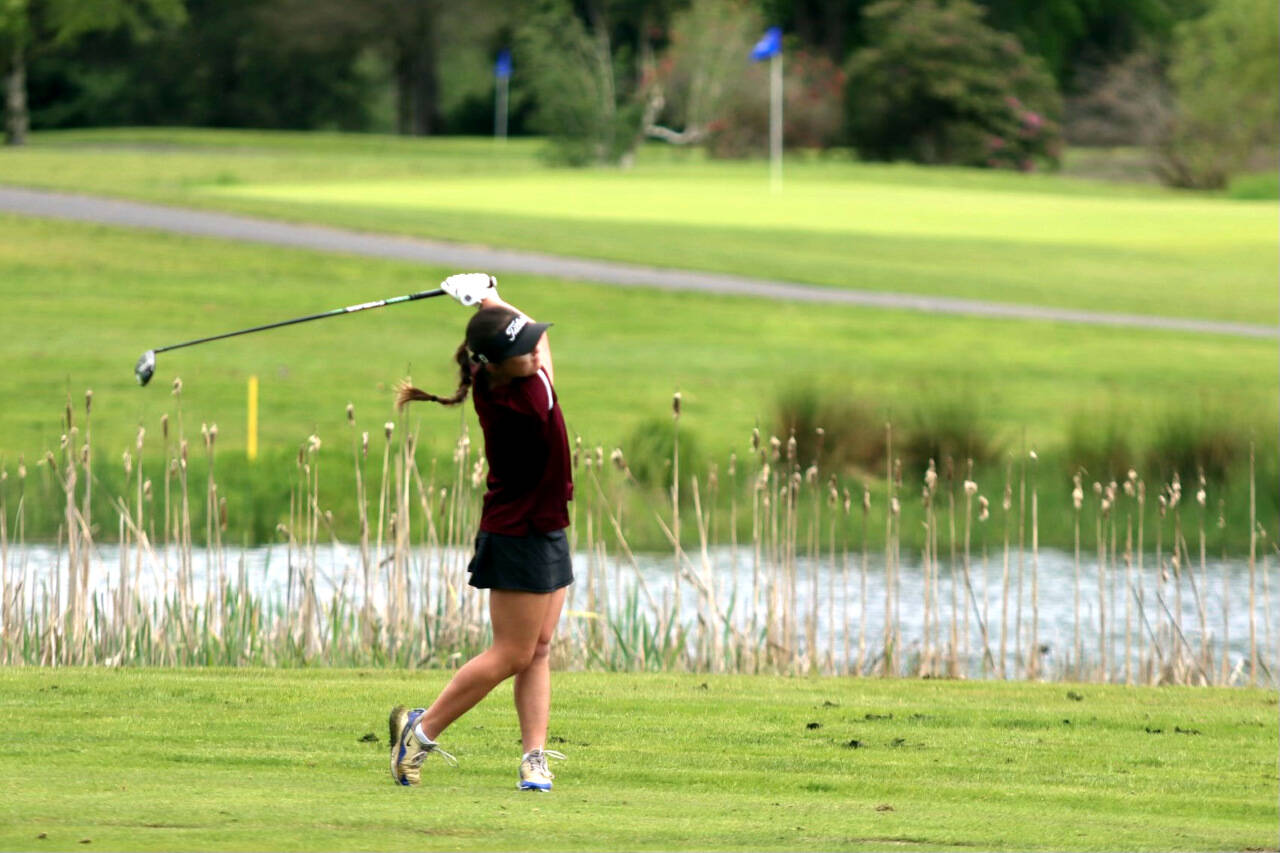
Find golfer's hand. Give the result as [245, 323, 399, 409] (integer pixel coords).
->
[441, 273, 497, 308]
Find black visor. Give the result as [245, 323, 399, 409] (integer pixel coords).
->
[472, 315, 552, 364]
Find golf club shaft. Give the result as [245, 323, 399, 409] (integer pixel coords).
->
[153, 288, 446, 354]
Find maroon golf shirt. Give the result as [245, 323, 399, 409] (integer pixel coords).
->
[471, 365, 573, 535]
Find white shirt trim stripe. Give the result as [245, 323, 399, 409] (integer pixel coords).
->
[536, 368, 554, 412]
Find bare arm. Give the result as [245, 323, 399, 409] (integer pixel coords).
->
[480, 294, 554, 385]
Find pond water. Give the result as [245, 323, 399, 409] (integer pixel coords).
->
[3, 542, 1273, 679]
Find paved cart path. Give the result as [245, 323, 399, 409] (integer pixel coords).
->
[2, 185, 1272, 339]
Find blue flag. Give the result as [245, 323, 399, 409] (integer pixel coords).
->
[495, 50, 512, 79]
[750, 27, 782, 62]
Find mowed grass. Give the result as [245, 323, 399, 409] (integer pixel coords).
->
[1, 213, 1275, 464]
[0, 668, 1273, 852]
[0, 128, 1274, 325]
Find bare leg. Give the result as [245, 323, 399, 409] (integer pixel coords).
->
[514, 586, 567, 752]
[417, 590, 548, 741]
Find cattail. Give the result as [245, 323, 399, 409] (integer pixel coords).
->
[361, 431, 369, 458]
[672, 391, 681, 418]
[64, 396, 72, 430]
[769, 435, 781, 461]
[1158, 494, 1167, 517]
[0, 469, 6, 484]
[890, 497, 901, 516]
[406, 434, 416, 457]
[308, 434, 321, 453]
[843, 486, 852, 514]
[1093, 481, 1102, 496]
[80, 446, 88, 467]
[219, 497, 228, 530]
[43, 451, 55, 469]
[827, 480, 838, 507]
[978, 495, 990, 522]
[201, 423, 209, 447]
[143, 479, 152, 500]
[1029, 450, 1038, 461]
[172, 377, 183, 396]
[1123, 479, 1135, 498]
[1196, 486, 1206, 506]
[136, 426, 146, 451]
[346, 403, 355, 426]
[1101, 497, 1112, 516]
[584, 452, 594, 470]
[728, 452, 737, 477]
[611, 448, 626, 471]
[863, 484, 871, 513]
[209, 423, 218, 448]
[573, 436, 582, 469]
[297, 446, 306, 467]
[595, 446, 604, 469]
[921, 486, 932, 508]
[1072, 473, 1084, 510]
[757, 463, 771, 489]
[787, 434, 797, 463]
[963, 479, 978, 497]
[805, 464, 818, 485]
[1002, 482, 1012, 512]
[16, 457, 25, 480]
[161, 413, 169, 440]
[471, 460, 486, 488]
[59, 434, 68, 451]
[709, 464, 719, 491]
[751, 428, 760, 454]
[924, 459, 937, 492]
[384, 421, 394, 440]
[122, 451, 132, 477]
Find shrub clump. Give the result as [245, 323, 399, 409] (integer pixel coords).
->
[844, 0, 1063, 170]
[772, 386, 887, 474]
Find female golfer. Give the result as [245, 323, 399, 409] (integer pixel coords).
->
[388, 273, 572, 793]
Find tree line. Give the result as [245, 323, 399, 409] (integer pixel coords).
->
[2, 0, 1275, 186]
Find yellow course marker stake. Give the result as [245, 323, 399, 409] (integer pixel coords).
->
[247, 375, 259, 462]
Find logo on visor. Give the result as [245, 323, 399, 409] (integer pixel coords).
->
[505, 316, 528, 341]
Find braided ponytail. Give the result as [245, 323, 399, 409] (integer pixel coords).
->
[395, 341, 474, 409]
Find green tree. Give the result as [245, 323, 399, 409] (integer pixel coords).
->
[2, 0, 185, 145]
[516, 0, 648, 165]
[1157, 0, 1279, 188]
[845, 0, 1063, 169]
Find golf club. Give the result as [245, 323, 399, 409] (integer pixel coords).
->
[134, 288, 447, 386]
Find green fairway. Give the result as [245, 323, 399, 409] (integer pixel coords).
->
[0, 128, 1274, 325]
[1, 212, 1274, 462]
[2, 129, 1277, 547]
[0, 669, 1273, 852]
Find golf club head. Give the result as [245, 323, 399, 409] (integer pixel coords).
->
[135, 350, 156, 386]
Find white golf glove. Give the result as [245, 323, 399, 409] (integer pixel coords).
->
[441, 273, 497, 308]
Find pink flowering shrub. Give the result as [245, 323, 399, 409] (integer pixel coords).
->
[845, 0, 1063, 169]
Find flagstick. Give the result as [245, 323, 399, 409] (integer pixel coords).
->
[769, 51, 783, 193]
[495, 75, 508, 142]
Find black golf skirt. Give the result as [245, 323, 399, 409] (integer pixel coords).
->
[467, 528, 574, 593]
